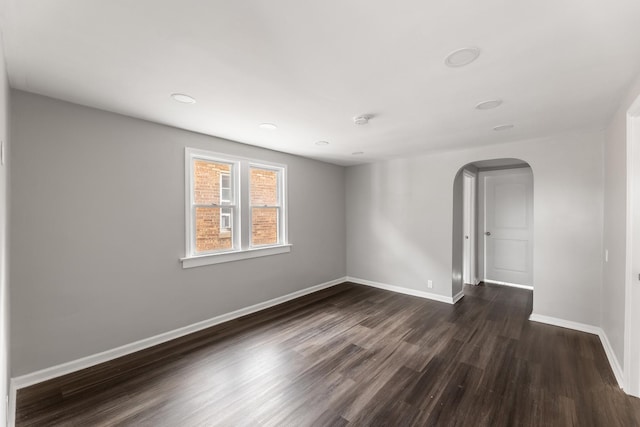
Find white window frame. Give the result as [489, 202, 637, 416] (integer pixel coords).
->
[185, 150, 240, 257]
[182, 148, 290, 268]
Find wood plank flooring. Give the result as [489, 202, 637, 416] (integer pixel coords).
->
[16, 282, 640, 426]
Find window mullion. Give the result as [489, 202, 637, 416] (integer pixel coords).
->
[191, 205, 197, 256]
[239, 160, 250, 250]
[276, 206, 281, 244]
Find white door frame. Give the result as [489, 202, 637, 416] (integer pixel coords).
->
[462, 170, 476, 285]
[624, 94, 640, 397]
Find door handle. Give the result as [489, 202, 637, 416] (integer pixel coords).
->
[485, 231, 491, 236]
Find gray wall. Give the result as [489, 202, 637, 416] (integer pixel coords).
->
[0, 32, 10, 425]
[602, 74, 640, 368]
[346, 130, 604, 325]
[10, 90, 347, 376]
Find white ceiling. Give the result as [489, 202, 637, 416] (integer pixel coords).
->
[3, 0, 640, 166]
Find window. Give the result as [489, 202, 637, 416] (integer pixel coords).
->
[183, 148, 289, 268]
[220, 172, 232, 234]
[250, 166, 281, 247]
[191, 159, 236, 253]
[220, 209, 231, 231]
[220, 172, 231, 203]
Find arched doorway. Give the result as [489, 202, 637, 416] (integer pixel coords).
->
[452, 158, 534, 296]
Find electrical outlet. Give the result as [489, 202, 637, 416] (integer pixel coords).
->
[605, 249, 609, 263]
[427, 280, 433, 289]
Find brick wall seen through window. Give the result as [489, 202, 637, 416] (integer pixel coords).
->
[250, 167, 279, 246]
[194, 160, 232, 252]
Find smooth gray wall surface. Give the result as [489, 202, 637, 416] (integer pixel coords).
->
[346, 130, 604, 325]
[602, 73, 640, 367]
[10, 90, 346, 376]
[0, 34, 10, 424]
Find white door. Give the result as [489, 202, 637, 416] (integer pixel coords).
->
[479, 168, 533, 287]
[463, 171, 475, 285]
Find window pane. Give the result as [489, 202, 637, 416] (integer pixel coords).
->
[252, 207, 278, 246]
[250, 168, 278, 206]
[220, 207, 232, 230]
[194, 160, 232, 205]
[195, 207, 233, 252]
[220, 173, 231, 203]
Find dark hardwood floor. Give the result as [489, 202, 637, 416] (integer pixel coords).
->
[16, 282, 640, 426]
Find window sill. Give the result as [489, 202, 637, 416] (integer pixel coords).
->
[181, 244, 292, 269]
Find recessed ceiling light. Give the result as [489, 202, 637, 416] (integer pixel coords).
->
[315, 141, 329, 146]
[475, 99, 503, 110]
[444, 47, 481, 67]
[352, 151, 364, 155]
[259, 123, 278, 131]
[493, 124, 514, 131]
[171, 93, 196, 104]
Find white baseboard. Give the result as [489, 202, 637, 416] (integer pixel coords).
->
[529, 313, 601, 335]
[529, 313, 624, 389]
[598, 330, 624, 389]
[453, 291, 465, 304]
[483, 279, 533, 290]
[10, 276, 347, 394]
[346, 276, 458, 304]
